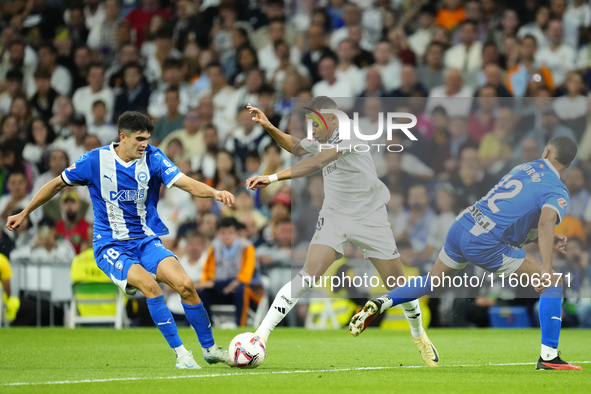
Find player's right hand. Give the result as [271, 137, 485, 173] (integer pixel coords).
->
[6, 212, 26, 231]
[246, 175, 271, 190]
[215, 190, 236, 207]
[247, 103, 271, 130]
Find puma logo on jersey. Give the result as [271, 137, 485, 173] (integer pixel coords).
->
[104, 174, 114, 182]
[110, 189, 145, 202]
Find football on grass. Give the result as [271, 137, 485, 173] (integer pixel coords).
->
[229, 332, 266, 368]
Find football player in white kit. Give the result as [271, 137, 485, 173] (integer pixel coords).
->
[246, 96, 439, 367]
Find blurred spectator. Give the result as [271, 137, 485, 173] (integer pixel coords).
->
[196, 62, 234, 137]
[37, 43, 72, 97]
[450, 147, 496, 208]
[49, 96, 74, 139]
[521, 107, 577, 157]
[125, 0, 170, 47]
[260, 190, 291, 246]
[56, 113, 88, 164]
[210, 150, 238, 192]
[68, 6, 91, 47]
[0, 40, 34, 95]
[197, 217, 262, 327]
[294, 174, 324, 244]
[113, 62, 151, 120]
[223, 188, 267, 231]
[349, 25, 375, 68]
[148, 58, 197, 119]
[145, 26, 182, 84]
[32, 149, 69, 197]
[418, 184, 458, 261]
[0, 115, 21, 147]
[371, 41, 401, 92]
[23, 118, 57, 174]
[107, 44, 140, 88]
[517, 5, 549, 48]
[258, 19, 302, 78]
[444, 20, 482, 74]
[72, 63, 114, 124]
[330, 3, 361, 51]
[224, 108, 272, 176]
[435, 0, 466, 31]
[302, 25, 336, 84]
[417, 42, 446, 92]
[565, 167, 590, 222]
[87, 0, 122, 65]
[150, 88, 184, 145]
[30, 69, 59, 122]
[399, 184, 436, 255]
[0, 172, 35, 223]
[0, 70, 24, 118]
[56, 190, 90, 254]
[505, 35, 554, 97]
[408, 6, 437, 59]
[478, 107, 516, 175]
[380, 152, 415, 197]
[560, 238, 591, 328]
[165, 231, 207, 326]
[535, 19, 575, 87]
[71, 46, 93, 92]
[88, 100, 118, 145]
[11, 217, 76, 292]
[552, 71, 587, 140]
[468, 85, 498, 142]
[563, 0, 591, 49]
[256, 220, 294, 299]
[426, 68, 473, 117]
[390, 65, 427, 97]
[359, 68, 386, 97]
[159, 107, 205, 157]
[258, 143, 285, 204]
[431, 115, 479, 174]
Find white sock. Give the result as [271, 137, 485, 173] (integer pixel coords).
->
[378, 295, 393, 311]
[174, 344, 189, 358]
[541, 344, 558, 361]
[400, 300, 424, 338]
[255, 270, 313, 341]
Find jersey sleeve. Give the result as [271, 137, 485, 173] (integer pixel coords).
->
[61, 152, 93, 186]
[149, 148, 184, 188]
[539, 187, 569, 225]
[300, 138, 319, 154]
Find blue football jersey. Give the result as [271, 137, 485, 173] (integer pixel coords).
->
[456, 159, 569, 247]
[61, 143, 183, 242]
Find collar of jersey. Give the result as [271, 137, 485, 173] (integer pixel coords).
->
[543, 158, 560, 178]
[110, 143, 143, 168]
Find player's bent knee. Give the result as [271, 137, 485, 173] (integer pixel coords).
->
[175, 277, 197, 300]
[139, 279, 162, 298]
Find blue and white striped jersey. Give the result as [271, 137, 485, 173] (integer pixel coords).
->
[61, 143, 183, 242]
[456, 159, 569, 248]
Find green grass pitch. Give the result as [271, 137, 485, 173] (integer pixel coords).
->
[1, 328, 589, 394]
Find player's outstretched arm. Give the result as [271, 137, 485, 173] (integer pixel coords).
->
[6, 176, 67, 231]
[173, 174, 235, 207]
[247, 103, 308, 156]
[247, 148, 340, 189]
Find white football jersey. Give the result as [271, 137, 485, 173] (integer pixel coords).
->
[300, 127, 390, 220]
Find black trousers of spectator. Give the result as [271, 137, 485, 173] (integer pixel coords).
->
[198, 279, 263, 326]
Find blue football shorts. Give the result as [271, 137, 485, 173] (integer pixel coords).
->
[438, 221, 526, 275]
[93, 235, 176, 293]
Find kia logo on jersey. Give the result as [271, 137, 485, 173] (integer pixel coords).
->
[110, 189, 145, 202]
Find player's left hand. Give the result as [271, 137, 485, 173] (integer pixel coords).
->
[246, 175, 271, 190]
[535, 268, 554, 293]
[553, 234, 567, 255]
[215, 190, 235, 207]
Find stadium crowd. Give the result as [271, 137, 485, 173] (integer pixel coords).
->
[0, 0, 591, 329]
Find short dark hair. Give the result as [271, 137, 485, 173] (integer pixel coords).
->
[217, 216, 240, 230]
[165, 87, 180, 97]
[92, 100, 106, 109]
[155, 26, 174, 40]
[163, 57, 183, 70]
[307, 95, 337, 111]
[6, 69, 23, 82]
[548, 136, 577, 166]
[34, 68, 52, 80]
[117, 111, 154, 135]
[265, 142, 281, 154]
[38, 43, 57, 55]
[122, 61, 143, 75]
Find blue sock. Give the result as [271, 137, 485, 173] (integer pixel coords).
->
[539, 286, 563, 348]
[384, 275, 436, 306]
[182, 301, 215, 349]
[146, 295, 182, 348]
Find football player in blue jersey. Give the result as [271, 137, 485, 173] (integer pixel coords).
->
[349, 136, 583, 370]
[6, 111, 236, 369]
